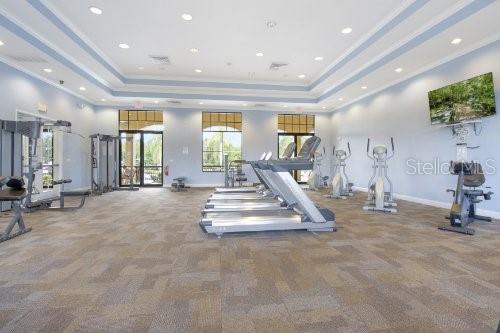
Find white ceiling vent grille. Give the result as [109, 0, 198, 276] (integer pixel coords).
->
[8, 54, 47, 63]
[254, 104, 266, 107]
[149, 55, 171, 65]
[168, 100, 182, 104]
[269, 62, 288, 71]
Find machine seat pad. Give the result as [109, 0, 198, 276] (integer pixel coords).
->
[173, 177, 186, 181]
[61, 190, 91, 197]
[464, 189, 484, 196]
[53, 179, 72, 185]
[0, 188, 27, 201]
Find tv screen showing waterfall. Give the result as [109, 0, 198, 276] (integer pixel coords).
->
[428, 72, 496, 125]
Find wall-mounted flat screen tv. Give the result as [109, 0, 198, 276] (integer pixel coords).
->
[428, 72, 496, 125]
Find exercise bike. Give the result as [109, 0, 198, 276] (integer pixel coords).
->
[308, 147, 328, 191]
[439, 159, 493, 235]
[326, 142, 353, 199]
[363, 137, 397, 213]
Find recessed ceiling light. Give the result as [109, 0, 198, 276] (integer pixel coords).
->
[451, 38, 462, 45]
[89, 6, 103, 15]
[154, 100, 159, 104]
[256, 52, 264, 57]
[190, 48, 199, 53]
[322, 106, 326, 110]
[43, 68, 52, 73]
[119, 43, 130, 49]
[79, 86, 86, 91]
[195, 69, 202, 73]
[395, 67, 403, 73]
[283, 105, 288, 108]
[0, 40, 4, 46]
[199, 102, 204, 105]
[138, 66, 144, 70]
[341, 27, 353, 34]
[314, 56, 324, 61]
[181, 13, 193, 21]
[101, 98, 107, 102]
[338, 97, 344, 101]
[361, 86, 367, 90]
[298, 74, 306, 79]
[243, 103, 248, 107]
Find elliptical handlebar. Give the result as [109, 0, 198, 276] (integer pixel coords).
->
[387, 137, 395, 160]
[366, 138, 374, 160]
[347, 142, 351, 158]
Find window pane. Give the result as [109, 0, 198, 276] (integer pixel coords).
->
[129, 112, 137, 120]
[203, 151, 222, 167]
[234, 113, 242, 122]
[278, 114, 284, 123]
[300, 114, 307, 124]
[203, 132, 223, 150]
[226, 113, 234, 122]
[155, 111, 163, 122]
[202, 112, 210, 122]
[138, 111, 146, 121]
[120, 121, 128, 130]
[307, 115, 314, 124]
[210, 113, 218, 122]
[120, 110, 128, 120]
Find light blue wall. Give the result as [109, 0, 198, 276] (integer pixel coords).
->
[332, 40, 500, 215]
[0, 61, 96, 189]
[94, 107, 333, 186]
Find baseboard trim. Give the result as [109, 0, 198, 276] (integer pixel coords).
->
[352, 186, 500, 219]
[164, 183, 222, 188]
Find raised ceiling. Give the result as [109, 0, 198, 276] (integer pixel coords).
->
[0, 0, 499, 111]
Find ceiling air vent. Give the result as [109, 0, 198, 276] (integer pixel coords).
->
[168, 100, 182, 104]
[254, 104, 266, 107]
[149, 55, 171, 65]
[269, 62, 288, 71]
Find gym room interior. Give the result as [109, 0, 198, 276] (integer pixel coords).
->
[0, 0, 499, 332]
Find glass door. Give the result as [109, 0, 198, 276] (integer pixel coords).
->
[120, 131, 163, 187]
[120, 132, 141, 186]
[296, 134, 313, 183]
[143, 133, 163, 185]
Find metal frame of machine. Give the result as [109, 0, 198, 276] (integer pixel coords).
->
[199, 136, 336, 237]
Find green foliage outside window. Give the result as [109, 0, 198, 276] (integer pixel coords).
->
[202, 112, 242, 172]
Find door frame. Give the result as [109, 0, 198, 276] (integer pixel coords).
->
[119, 130, 164, 187]
[277, 132, 313, 183]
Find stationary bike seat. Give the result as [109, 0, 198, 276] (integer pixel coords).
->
[53, 179, 73, 185]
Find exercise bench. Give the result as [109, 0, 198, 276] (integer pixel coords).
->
[0, 177, 32, 243]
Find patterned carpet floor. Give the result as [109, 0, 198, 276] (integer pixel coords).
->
[0, 187, 499, 332]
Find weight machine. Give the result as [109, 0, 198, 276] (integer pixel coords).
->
[90, 134, 138, 195]
[2, 118, 89, 212]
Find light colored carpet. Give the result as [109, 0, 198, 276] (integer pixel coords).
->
[0, 188, 499, 332]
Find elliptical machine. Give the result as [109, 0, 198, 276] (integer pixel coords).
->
[439, 143, 493, 235]
[327, 142, 353, 199]
[308, 147, 328, 191]
[363, 137, 397, 213]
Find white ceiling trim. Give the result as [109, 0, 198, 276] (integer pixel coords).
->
[38, 0, 126, 78]
[310, 0, 418, 86]
[319, 0, 477, 97]
[331, 31, 500, 112]
[0, 6, 112, 89]
[0, 54, 93, 104]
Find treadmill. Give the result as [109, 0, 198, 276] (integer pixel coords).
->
[200, 136, 336, 236]
[214, 142, 295, 194]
